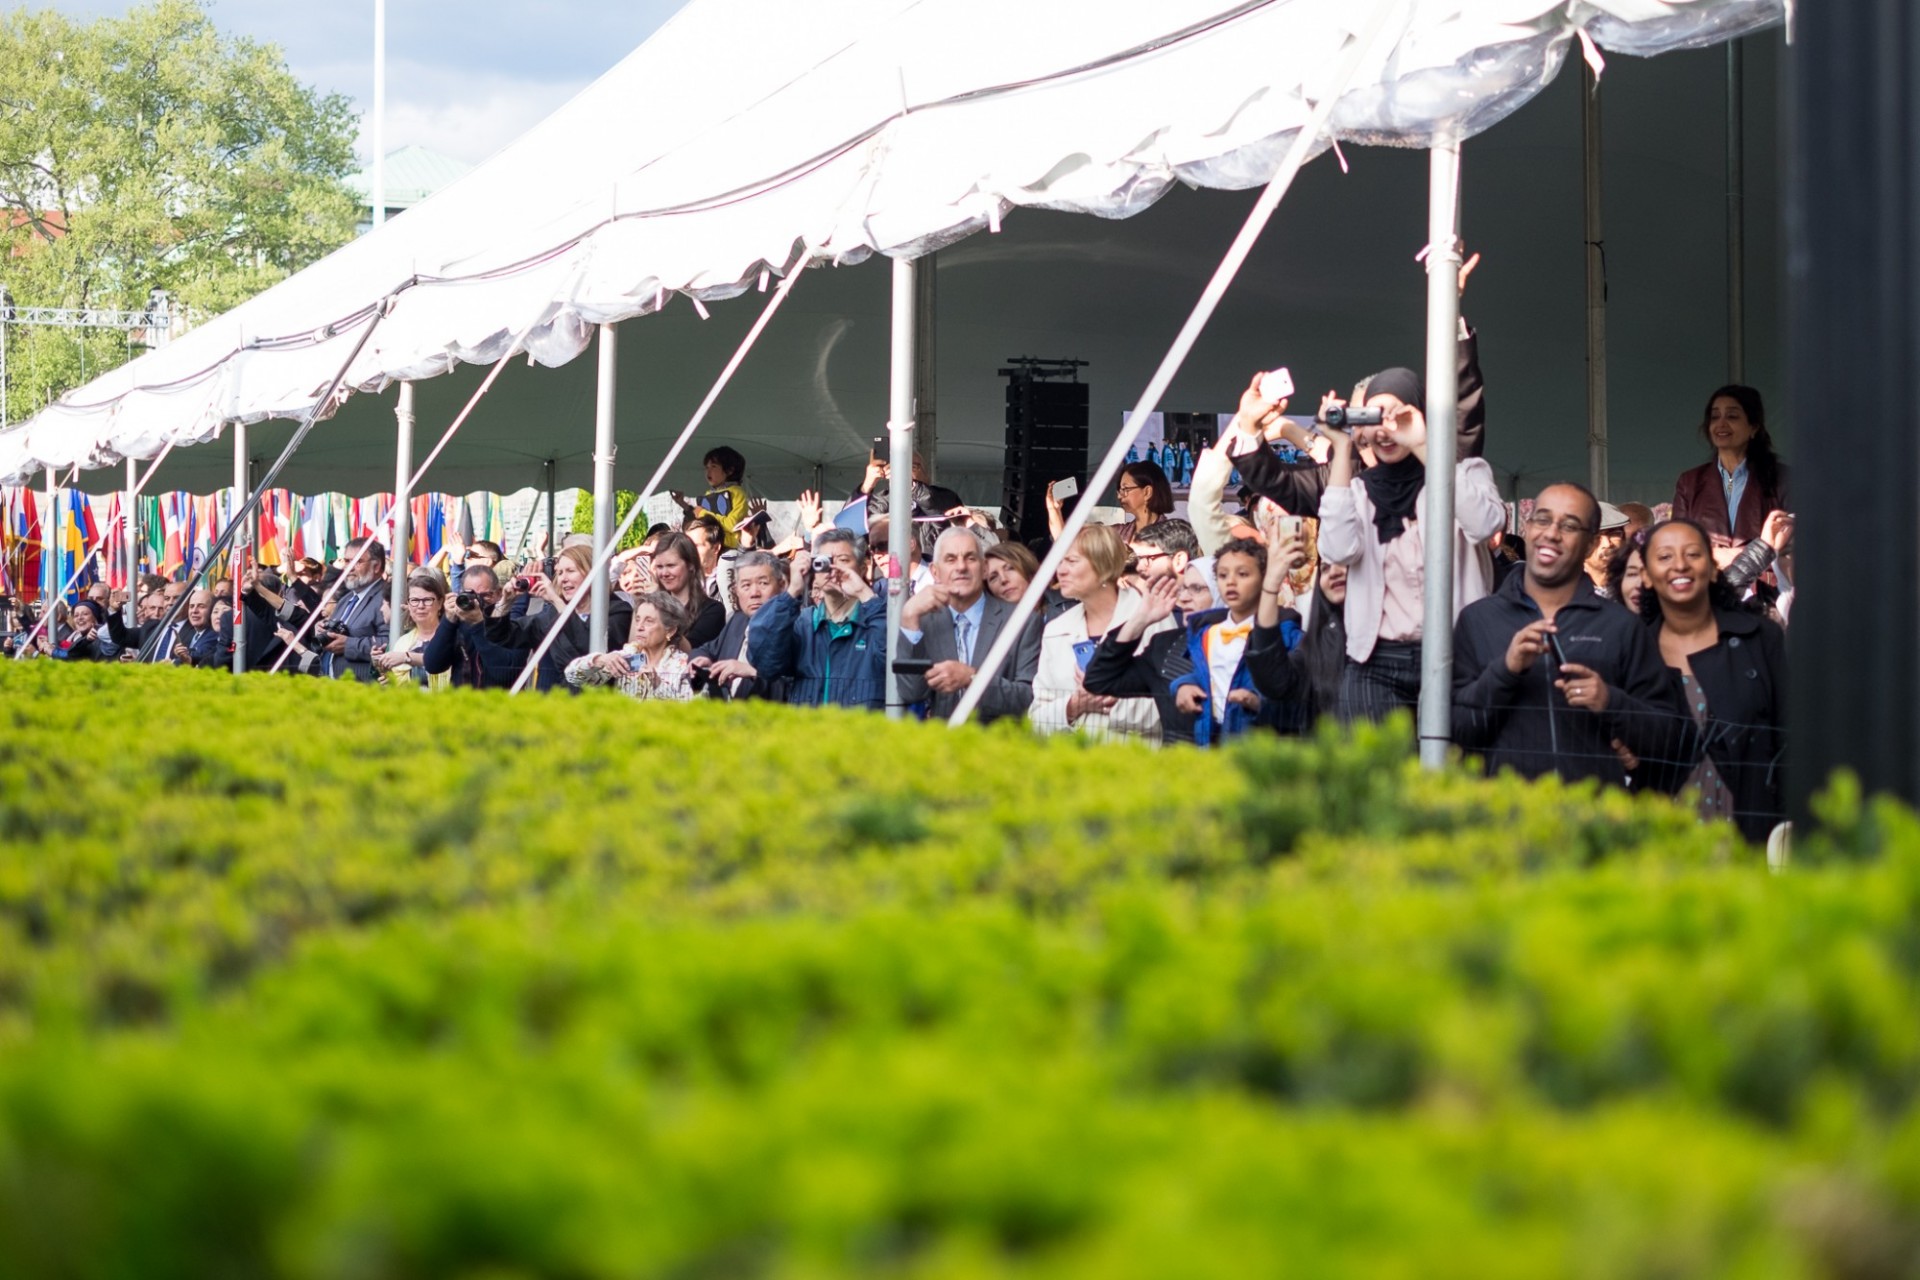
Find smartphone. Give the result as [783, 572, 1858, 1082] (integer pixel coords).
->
[1052, 476, 1080, 501]
[1281, 515, 1305, 541]
[891, 657, 933, 676]
[1259, 367, 1295, 403]
[1072, 638, 1098, 672]
[1546, 629, 1568, 668]
[871, 434, 888, 460]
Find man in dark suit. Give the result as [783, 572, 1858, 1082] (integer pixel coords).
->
[174, 588, 225, 667]
[694, 550, 785, 700]
[317, 538, 390, 681]
[896, 526, 1042, 724]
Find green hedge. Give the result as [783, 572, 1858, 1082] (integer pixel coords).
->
[0, 663, 1915, 1278]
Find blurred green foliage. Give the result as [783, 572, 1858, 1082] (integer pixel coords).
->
[0, 663, 1914, 1278]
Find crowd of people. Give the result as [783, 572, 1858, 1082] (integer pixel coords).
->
[1, 312, 1794, 842]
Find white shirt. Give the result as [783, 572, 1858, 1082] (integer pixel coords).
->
[1205, 618, 1251, 724]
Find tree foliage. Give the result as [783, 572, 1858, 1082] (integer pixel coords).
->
[0, 0, 360, 422]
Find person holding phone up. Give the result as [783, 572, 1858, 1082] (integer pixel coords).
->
[1450, 482, 1687, 789]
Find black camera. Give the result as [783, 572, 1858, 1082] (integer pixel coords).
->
[513, 577, 532, 593]
[1323, 404, 1384, 430]
[688, 665, 713, 694]
[454, 593, 480, 613]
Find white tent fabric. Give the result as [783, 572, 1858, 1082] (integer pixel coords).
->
[0, 0, 1782, 486]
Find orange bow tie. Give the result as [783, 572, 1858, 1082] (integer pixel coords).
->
[1215, 622, 1252, 644]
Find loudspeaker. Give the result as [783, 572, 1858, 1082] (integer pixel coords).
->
[1000, 363, 1089, 544]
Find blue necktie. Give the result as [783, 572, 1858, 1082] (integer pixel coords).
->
[954, 612, 973, 666]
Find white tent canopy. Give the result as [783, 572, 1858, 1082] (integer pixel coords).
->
[0, 0, 1783, 491]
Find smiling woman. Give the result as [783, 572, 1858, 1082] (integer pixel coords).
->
[1638, 517, 1788, 841]
[1670, 385, 1789, 549]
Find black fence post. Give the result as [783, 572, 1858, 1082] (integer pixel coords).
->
[1788, 0, 1920, 818]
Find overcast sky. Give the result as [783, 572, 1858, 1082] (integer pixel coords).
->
[38, 0, 692, 167]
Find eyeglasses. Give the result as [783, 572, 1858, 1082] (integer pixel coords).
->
[1524, 512, 1597, 537]
[1117, 483, 1147, 495]
[407, 597, 437, 608]
[1131, 549, 1168, 564]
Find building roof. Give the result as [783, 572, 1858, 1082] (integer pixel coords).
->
[348, 145, 475, 211]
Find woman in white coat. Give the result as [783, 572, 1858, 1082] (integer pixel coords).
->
[1030, 524, 1175, 744]
[1316, 367, 1506, 723]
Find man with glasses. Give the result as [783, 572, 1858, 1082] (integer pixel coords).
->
[1127, 519, 1201, 585]
[423, 562, 529, 689]
[1450, 482, 1686, 788]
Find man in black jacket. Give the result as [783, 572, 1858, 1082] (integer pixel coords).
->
[1451, 482, 1688, 788]
[423, 563, 531, 690]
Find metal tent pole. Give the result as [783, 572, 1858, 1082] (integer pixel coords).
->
[1418, 140, 1463, 771]
[914, 253, 938, 477]
[388, 381, 415, 645]
[545, 458, 557, 554]
[371, 0, 386, 230]
[231, 421, 248, 673]
[590, 323, 617, 653]
[1727, 39, 1746, 382]
[1583, 58, 1609, 499]
[124, 457, 138, 626]
[43, 466, 54, 608]
[886, 256, 917, 719]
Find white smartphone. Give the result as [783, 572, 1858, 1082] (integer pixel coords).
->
[1051, 476, 1079, 501]
[1259, 367, 1295, 403]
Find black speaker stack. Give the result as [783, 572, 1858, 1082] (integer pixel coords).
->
[1000, 357, 1089, 544]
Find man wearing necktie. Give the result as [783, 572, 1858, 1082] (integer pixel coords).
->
[896, 526, 1043, 724]
[319, 539, 391, 681]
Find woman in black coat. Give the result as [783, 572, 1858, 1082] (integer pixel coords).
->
[1640, 519, 1787, 843]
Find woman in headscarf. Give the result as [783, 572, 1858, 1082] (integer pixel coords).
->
[1315, 367, 1507, 723]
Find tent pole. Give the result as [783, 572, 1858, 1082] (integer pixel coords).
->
[590, 323, 617, 653]
[388, 381, 415, 647]
[124, 457, 138, 626]
[371, 0, 386, 230]
[545, 458, 557, 555]
[1726, 39, 1746, 382]
[1418, 140, 1463, 772]
[43, 466, 54, 608]
[1583, 58, 1609, 499]
[914, 253, 938, 478]
[949, 0, 1411, 728]
[231, 420, 248, 674]
[886, 256, 917, 719]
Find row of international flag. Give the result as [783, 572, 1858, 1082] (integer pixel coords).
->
[0, 486, 508, 602]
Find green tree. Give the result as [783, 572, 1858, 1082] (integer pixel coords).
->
[0, 0, 360, 423]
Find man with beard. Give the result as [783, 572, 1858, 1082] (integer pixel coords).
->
[1450, 482, 1687, 788]
[317, 538, 390, 681]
